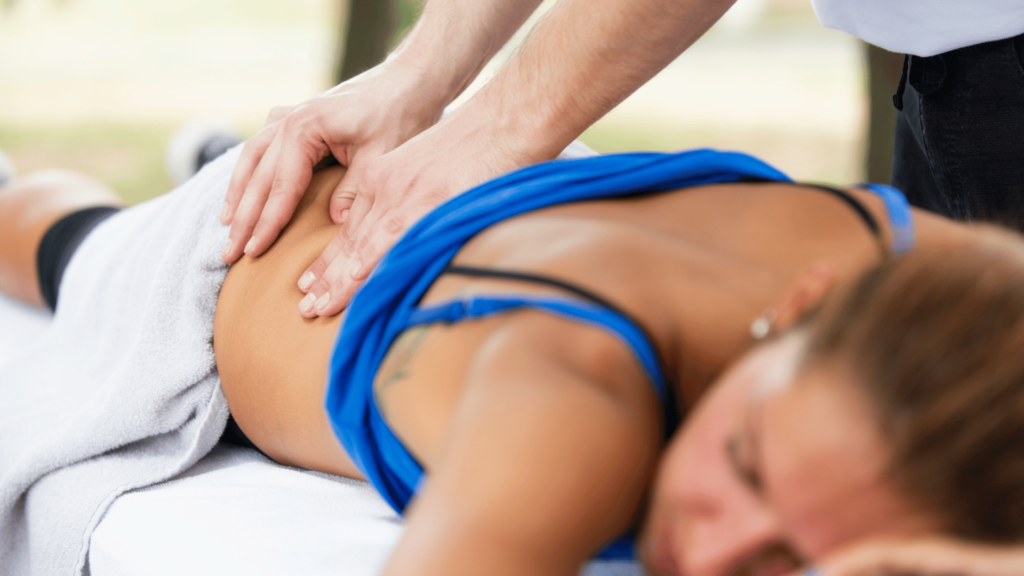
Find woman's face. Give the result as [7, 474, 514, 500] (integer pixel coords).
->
[638, 333, 938, 576]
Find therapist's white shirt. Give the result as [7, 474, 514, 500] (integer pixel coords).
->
[811, 0, 1024, 56]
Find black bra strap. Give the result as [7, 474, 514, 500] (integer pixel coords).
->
[441, 265, 633, 320]
[803, 183, 882, 238]
[737, 176, 883, 245]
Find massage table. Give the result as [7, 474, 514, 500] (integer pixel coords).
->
[0, 292, 642, 576]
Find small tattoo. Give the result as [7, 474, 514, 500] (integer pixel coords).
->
[375, 326, 430, 398]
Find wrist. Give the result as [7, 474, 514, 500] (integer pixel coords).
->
[441, 81, 571, 175]
[473, 64, 585, 163]
[385, 23, 489, 109]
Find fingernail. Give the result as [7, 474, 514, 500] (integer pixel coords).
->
[349, 260, 362, 280]
[298, 271, 316, 291]
[340, 209, 350, 223]
[222, 240, 233, 260]
[314, 292, 330, 313]
[299, 293, 317, 314]
[244, 237, 256, 255]
[220, 203, 230, 224]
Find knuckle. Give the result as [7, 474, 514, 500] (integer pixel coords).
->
[235, 211, 258, 233]
[353, 234, 371, 254]
[266, 212, 289, 232]
[307, 259, 327, 276]
[310, 277, 332, 294]
[382, 213, 406, 235]
[334, 189, 357, 203]
[268, 176, 291, 197]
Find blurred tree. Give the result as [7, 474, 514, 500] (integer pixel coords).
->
[333, 0, 422, 84]
[862, 41, 905, 184]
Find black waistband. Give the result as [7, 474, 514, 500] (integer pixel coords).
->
[36, 206, 121, 311]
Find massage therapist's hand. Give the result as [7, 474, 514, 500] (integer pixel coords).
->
[797, 537, 1024, 576]
[294, 97, 549, 318]
[222, 0, 743, 319]
[219, 59, 447, 268]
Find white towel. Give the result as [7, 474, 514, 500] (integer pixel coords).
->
[0, 147, 239, 576]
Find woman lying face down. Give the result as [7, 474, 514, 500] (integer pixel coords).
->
[3, 150, 1023, 576]
[642, 239, 1024, 576]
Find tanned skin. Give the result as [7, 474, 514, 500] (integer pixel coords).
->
[0, 170, 124, 306]
[0, 165, 968, 576]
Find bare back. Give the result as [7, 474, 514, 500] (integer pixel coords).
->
[214, 165, 962, 482]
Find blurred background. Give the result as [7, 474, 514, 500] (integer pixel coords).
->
[0, 0, 901, 205]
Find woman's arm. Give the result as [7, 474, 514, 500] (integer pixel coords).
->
[382, 318, 663, 575]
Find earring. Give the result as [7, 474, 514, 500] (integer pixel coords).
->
[750, 308, 777, 340]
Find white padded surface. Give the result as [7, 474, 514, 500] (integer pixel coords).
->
[0, 292, 641, 576]
[90, 446, 402, 576]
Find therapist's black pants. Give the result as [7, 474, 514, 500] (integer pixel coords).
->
[893, 33, 1024, 228]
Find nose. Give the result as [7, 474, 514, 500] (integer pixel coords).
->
[677, 490, 782, 576]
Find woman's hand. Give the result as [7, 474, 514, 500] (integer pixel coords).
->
[800, 537, 1024, 576]
[220, 59, 448, 267]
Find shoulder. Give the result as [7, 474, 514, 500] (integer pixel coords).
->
[470, 308, 665, 438]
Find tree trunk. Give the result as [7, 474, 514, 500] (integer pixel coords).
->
[334, 0, 397, 84]
[862, 41, 906, 184]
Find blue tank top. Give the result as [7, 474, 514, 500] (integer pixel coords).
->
[324, 149, 915, 560]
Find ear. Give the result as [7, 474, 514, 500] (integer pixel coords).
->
[772, 262, 838, 332]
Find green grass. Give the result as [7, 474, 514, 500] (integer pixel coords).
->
[0, 123, 175, 205]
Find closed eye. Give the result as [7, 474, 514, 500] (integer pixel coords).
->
[726, 433, 764, 496]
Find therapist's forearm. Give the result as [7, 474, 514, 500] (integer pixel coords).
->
[387, 0, 546, 108]
[462, 0, 738, 160]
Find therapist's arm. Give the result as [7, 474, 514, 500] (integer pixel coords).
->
[221, 0, 544, 262]
[227, 0, 739, 319]
[297, 0, 737, 318]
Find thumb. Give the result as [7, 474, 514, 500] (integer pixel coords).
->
[330, 167, 361, 224]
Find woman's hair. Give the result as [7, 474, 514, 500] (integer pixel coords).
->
[802, 227, 1024, 543]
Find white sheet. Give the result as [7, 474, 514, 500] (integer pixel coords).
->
[0, 284, 641, 576]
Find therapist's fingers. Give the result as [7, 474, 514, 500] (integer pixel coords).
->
[349, 202, 431, 282]
[242, 135, 326, 258]
[222, 125, 278, 226]
[295, 206, 354, 298]
[298, 202, 430, 317]
[298, 230, 362, 318]
[295, 167, 370, 298]
[329, 162, 364, 224]
[335, 167, 377, 235]
[223, 137, 286, 263]
[297, 195, 420, 318]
